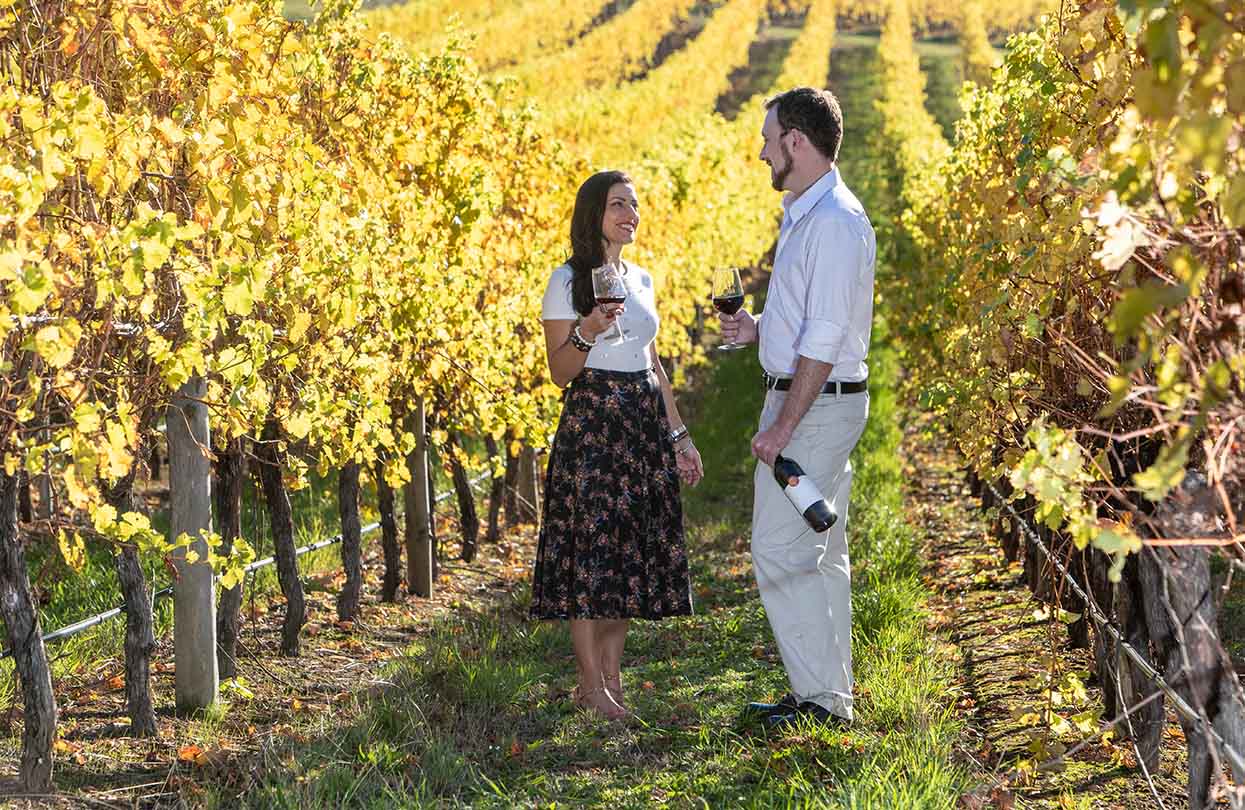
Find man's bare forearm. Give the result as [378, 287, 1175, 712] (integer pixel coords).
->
[773, 355, 834, 434]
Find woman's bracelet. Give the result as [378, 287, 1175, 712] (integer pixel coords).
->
[569, 323, 596, 353]
[676, 441, 695, 456]
[669, 425, 689, 444]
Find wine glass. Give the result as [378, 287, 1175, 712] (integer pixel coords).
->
[711, 268, 746, 351]
[591, 262, 628, 345]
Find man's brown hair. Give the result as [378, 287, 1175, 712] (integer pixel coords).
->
[765, 87, 843, 163]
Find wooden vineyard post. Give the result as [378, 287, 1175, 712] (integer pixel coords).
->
[167, 376, 219, 711]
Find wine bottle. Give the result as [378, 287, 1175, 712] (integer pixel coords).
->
[772, 454, 837, 532]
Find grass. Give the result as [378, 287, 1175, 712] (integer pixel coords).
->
[196, 317, 968, 809]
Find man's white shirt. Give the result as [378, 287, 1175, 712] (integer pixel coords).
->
[758, 166, 876, 382]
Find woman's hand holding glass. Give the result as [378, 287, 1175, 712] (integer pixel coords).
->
[591, 262, 629, 345]
[578, 300, 625, 343]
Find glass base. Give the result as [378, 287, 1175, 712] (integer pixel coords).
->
[602, 324, 630, 346]
[715, 342, 748, 352]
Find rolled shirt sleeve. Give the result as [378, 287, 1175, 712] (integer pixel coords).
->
[794, 215, 866, 366]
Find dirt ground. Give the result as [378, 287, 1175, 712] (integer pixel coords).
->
[906, 419, 1197, 809]
[1, 524, 539, 809]
[2, 421, 1226, 810]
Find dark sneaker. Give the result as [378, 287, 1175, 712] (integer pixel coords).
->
[762, 701, 851, 731]
[742, 692, 799, 718]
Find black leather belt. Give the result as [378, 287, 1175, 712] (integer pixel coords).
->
[763, 372, 867, 394]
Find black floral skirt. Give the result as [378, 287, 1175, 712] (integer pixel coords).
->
[529, 366, 694, 620]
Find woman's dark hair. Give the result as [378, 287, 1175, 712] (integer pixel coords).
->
[566, 170, 632, 316]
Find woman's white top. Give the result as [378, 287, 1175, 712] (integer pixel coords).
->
[540, 261, 658, 372]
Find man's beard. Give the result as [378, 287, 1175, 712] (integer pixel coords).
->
[769, 142, 793, 191]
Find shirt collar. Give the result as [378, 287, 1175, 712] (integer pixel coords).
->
[781, 166, 840, 228]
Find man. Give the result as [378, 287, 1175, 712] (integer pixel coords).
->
[720, 86, 876, 730]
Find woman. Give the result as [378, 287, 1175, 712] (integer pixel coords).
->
[531, 170, 704, 722]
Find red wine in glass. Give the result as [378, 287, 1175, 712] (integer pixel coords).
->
[712, 294, 744, 315]
[591, 263, 629, 345]
[711, 268, 746, 351]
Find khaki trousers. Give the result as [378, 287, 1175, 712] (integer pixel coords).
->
[751, 388, 869, 720]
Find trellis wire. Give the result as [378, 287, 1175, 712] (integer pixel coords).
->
[0, 472, 491, 660]
[986, 479, 1245, 779]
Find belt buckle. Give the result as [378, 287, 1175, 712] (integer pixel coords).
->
[763, 373, 778, 391]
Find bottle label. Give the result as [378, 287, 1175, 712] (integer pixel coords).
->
[784, 476, 822, 513]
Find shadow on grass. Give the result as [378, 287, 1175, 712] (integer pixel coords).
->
[198, 328, 968, 809]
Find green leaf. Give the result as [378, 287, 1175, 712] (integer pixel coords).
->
[1169, 248, 1207, 296]
[1133, 65, 1182, 120]
[1204, 360, 1232, 408]
[219, 565, 245, 591]
[1176, 114, 1232, 176]
[918, 381, 953, 409]
[221, 677, 255, 700]
[1021, 312, 1043, 340]
[1107, 281, 1188, 344]
[286, 411, 312, 439]
[1223, 172, 1245, 229]
[11, 261, 52, 314]
[222, 278, 254, 316]
[1098, 374, 1132, 417]
[1142, 10, 1182, 86]
[1057, 609, 1082, 625]
[33, 323, 78, 368]
[1071, 710, 1100, 735]
[73, 402, 102, 433]
[1132, 433, 1190, 502]
[218, 538, 255, 591]
[1094, 524, 1141, 556]
[58, 529, 86, 572]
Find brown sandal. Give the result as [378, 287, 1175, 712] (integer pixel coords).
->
[573, 685, 627, 721]
[602, 674, 626, 711]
